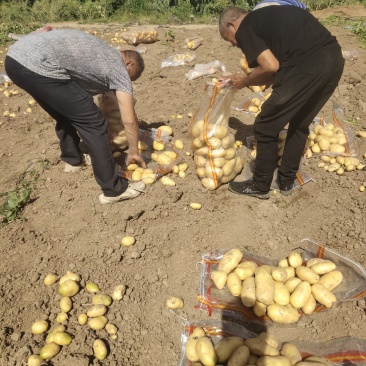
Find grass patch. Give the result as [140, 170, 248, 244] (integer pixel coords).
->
[0, 160, 49, 223]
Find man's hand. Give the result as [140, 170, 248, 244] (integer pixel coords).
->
[230, 73, 248, 89]
[126, 153, 146, 168]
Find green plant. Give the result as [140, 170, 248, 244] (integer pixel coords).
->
[0, 160, 49, 223]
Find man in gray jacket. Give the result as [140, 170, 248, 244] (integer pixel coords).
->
[5, 29, 146, 204]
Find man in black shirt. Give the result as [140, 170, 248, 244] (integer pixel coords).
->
[219, 6, 344, 199]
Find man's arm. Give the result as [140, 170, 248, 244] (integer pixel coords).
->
[231, 49, 280, 89]
[115, 90, 146, 168]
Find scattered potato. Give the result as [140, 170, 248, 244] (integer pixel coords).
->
[92, 293, 112, 306]
[94, 339, 108, 360]
[190, 202, 202, 210]
[31, 320, 49, 335]
[43, 273, 58, 286]
[112, 284, 126, 301]
[27, 354, 43, 366]
[58, 279, 80, 297]
[40, 343, 61, 360]
[121, 235, 135, 247]
[166, 296, 184, 309]
[85, 282, 100, 293]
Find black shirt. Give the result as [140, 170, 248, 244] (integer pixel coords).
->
[235, 6, 337, 68]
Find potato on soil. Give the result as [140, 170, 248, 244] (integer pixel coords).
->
[53, 332, 73, 346]
[43, 273, 58, 286]
[88, 315, 108, 330]
[112, 284, 126, 301]
[58, 279, 80, 297]
[166, 296, 184, 309]
[94, 339, 108, 360]
[40, 343, 61, 360]
[87, 304, 107, 317]
[85, 282, 100, 293]
[27, 355, 43, 366]
[244, 336, 279, 356]
[92, 293, 112, 306]
[31, 320, 49, 334]
[59, 271, 80, 284]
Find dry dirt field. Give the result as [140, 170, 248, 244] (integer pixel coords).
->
[0, 5, 366, 366]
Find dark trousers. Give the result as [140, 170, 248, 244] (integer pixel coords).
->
[5, 56, 127, 197]
[253, 44, 344, 191]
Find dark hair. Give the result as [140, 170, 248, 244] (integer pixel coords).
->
[122, 49, 145, 74]
[219, 7, 247, 35]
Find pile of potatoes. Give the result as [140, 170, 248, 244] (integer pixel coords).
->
[191, 121, 244, 190]
[27, 271, 126, 365]
[186, 329, 334, 366]
[211, 249, 343, 324]
[121, 29, 158, 45]
[306, 123, 349, 157]
[241, 93, 271, 116]
[317, 155, 365, 174]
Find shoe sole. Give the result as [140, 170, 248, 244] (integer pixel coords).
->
[280, 188, 294, 196]
[228, 185, 270, 200]
[99, 191, 141, 204]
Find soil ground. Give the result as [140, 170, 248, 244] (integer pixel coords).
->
[0, 6, 366, 366]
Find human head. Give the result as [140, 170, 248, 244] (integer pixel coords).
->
[121, 50, 145, 81]
[219, 7, 247, 47]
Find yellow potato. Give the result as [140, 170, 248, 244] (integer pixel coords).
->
[290, 281, 311, 309]
[305, 258, 325, 267]
[161, 176, 176, 186]
[215, 336, 244, 363]
[58, 279, 80, 297]
[196, 337, 217, 366]
[93, 293, 112, 306]
[227, 273, 242, 297]
[105, 323, 118, 335]
[214, 126, 228, 139]
[186, 332, 201, 362]
[318, 270, 343, 291]
[211, 270, 228, 289]
[285, 277, 302, 293]
[157, 154, 172, 165]
[284, 267, 295, 280]
[87, 304, 107, 318]
[56, 312, 67, 323]
[53, 332, 72, 346]
[165, 150, 178, 160]
[271, 267, 288, 282]
[121, 235, 135, 246]
[201, 178, 216, 190]
[234, 265, 255, 280]
[112, 284, 126, 301]
[40, 343, 61, 360]
[329, 143, 345, 154]
[295, 266, 320, 284]
[287, 252, 303, 268]
[280, 343, 302, 366]
[60, 297, 72, 313]
[94, 339, 108, 360]
[301, 293, 317, 315]
[267, 304, 300, 324]
[27, 355, 43, 366]
[88, 316, 108, 330]
[255, 268, 275, 305]
[78, 314, 88, 325]
[44, 273, 58, 286]
[85, 282, 100, 293]
[166, 296, 184, 309]
[46, 325, 66, 344]
[218, 249, 243, 273]
[274, 282, 290, 305]
[241, 277, 256, 307]
[221, 135, 234, 149]
[205, 165, 224, 180]
[244, 336, 279, 356]
[59, 271, 80, 284]
[311, 283, 336, 308]
[31, 320, 49, 335]
[222, 158, 236, 176]
[225, 148, 236, 160]
[158, 125, 173, 135]
[227, 345, 250, 366]
[310, 260, 336, 275]
[253, 301, 267, 317]
[175, 139, 184, 150]
[257, 356, 291, 366]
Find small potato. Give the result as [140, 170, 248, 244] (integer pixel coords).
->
[105, 323, 118, 335]
[44, 273, 58, 286]
[60, 297, 72, 313]
[87, 304, 107, 317]
[227, 345, 250, 366]
[257, 356, 291, 366]
[290, 281, 311, 309]
[271, 267, 287, 282]
[255, 268, 275, 305]
[92, 293, 112, 306]
[211, 270, 228, 290]
[215, 336, 244, 363]
[78, 314, 88, 325]
[112, 284, 126, 301]
[310, 260, 336, 275]
[296, 266, 320, 284]
[253, 301, 267, 317]
[94, 339, 108, 360]
[196, 337, 217, 366]
[88, 316, 108, 330]
[27, 355, 43, 366]
[306, 258, 325, 267]
[218, 249, 243, 273]
[287, 251, 303, 268]
[318, 270, 343, 291]
[56, 312, 68, 323]
[31, 320, 49, 335]
[175, 140, 184, 150]
[311, 283, 336, 308]
[161, 176, 176, 186]
[190, 202, 202, 210]
[166, 296, 184, 309]
[274, 282, 290, 306]
[281, 343, 302, 366]
[53, 332, 72, 346]
[267, 304, 300, 324]
[285, 277, 302, 293]
[58, 279, 80, 297]
[277, 259, 289, 268]
[241, 277, 256, 307]
[45, 325, 66, 344]
[244, 337, 279, 356]
[301, 293, 317, 315]
[40, 343, 61, 360]
[59, 271, 80, 284]
[85, 282, 100, 293]
[227, 272, 242, 297]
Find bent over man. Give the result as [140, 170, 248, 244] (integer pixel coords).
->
[5, 29, 146, 204]
[219, 6, 344, 199]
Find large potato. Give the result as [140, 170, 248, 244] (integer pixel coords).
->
[301, 293, 317, 315]
[296, 266, 319, 284]
[93, 339, 108, 360]
[267, 304, 300, 324]
[196, 337, 217, 366]
[253, 301, 267, 317]
[227, 345, 250, 366]
[280, 343, 302, 365]
[271, 268, 287, 282]
[311, 283, 336, 308]
[290, 281, 311, 309]
[287, 252, 303, 268]
[227, 273, 242, 297]
[211, 270, 228, 289]
[274, 282, 290, 306]
[318, 270, 343, 291]
[58, 279, 80, 297]
[257, 356, 291, 366]
[285, 277, 302, 293]
[234, 261, 257, 280]
[255, 268, 275, 305]
[241, 277, 256, 307]
[218, 249, 243, 273]
[244, 336, 279, 356]
[215, 336, 244, 363]
[310, 260, 337, 275]
[40, 343, 61, 360]
[185, 329, 205, 362]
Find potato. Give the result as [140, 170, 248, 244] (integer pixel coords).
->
[253, 301, 267, 317]
[157, 154, 172, 165]
[281, 343, 302, 365]
[31, 320, 49, 334]
[196, 337, 217, 366]
[267, 304, 300, 324]
[87, 304, 107, 317]
[85, 282, 99, 293]
[304, 356, 334, 366]
[241, 277, 256, 307]
[190, 202, 202, 210]
[310, 260, 336, 275]
[211, 270, 228, 289]
[186, 333, 201, 361]
[93, 293, 112, 306]
[271, 267, 287, 282]
[166, 296, 184, 309]
[259, 332, 279, 349]
[329, 143, 345, 154]
[158, 125, 173, 135]
[121, 236, 136, 247]
[205, 165, 224, 180]
[40, 343, 61, 360]
[175, 140, 184, 149]
[318, 270, 343, 291]
[277, 259, 289, 268]
[94, 339, 108, 360]
[222, 135, 234, 149]
[59, 271, 80, 284]
[227, 272, 242, 297]
[284, 267, 295, 280]
[255, 268, 275, 305]
[105, 323, 118, 335]
[306, 258, 324, 267]
[44, 273, 58, 286]
[88, 315, 108, 330]
[257, 356, 291, 366]
[227, 345, 250, 366]
[244, 337, 279, 356]
[53, 332, 72, 346]
[112, 284, 126, 301]
[287, 252, 303, 268]
[218, 249, 243, 273]
[201, 178, 216, 190]
[214, 126, 228, 139]
[56, 312, 68, 323]
[78, 314, 88, 325]
[215, 336, 244, 363]
[59, 296, 72, 313]
[301, 293, 317, 315]
[290, 281, 311, 309]
[27, 355, 43, 366]
[311, 283, 336, 308]
[274, 282, 290, 305]
[234, 265, 255, 280]
[285, 277, 302, 293]
[58, 279, 80, 297]
[45, 325, 66, 344]
[296, 266, 319, 284]
[161, 176, 176, 186]
[225, 148, 236, 160]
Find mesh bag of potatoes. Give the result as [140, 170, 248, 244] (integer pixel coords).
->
[233, 92, 272, 116]
[184, 36, 203, 50]
[196, 238, 366, 325]
[190, 80, 244, 190]
[120, 28, 158, 45]
[177, 319, 366, 366]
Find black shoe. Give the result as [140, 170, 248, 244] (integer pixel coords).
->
[228, 178, 270, 200]
[279, 184, 294, 196]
